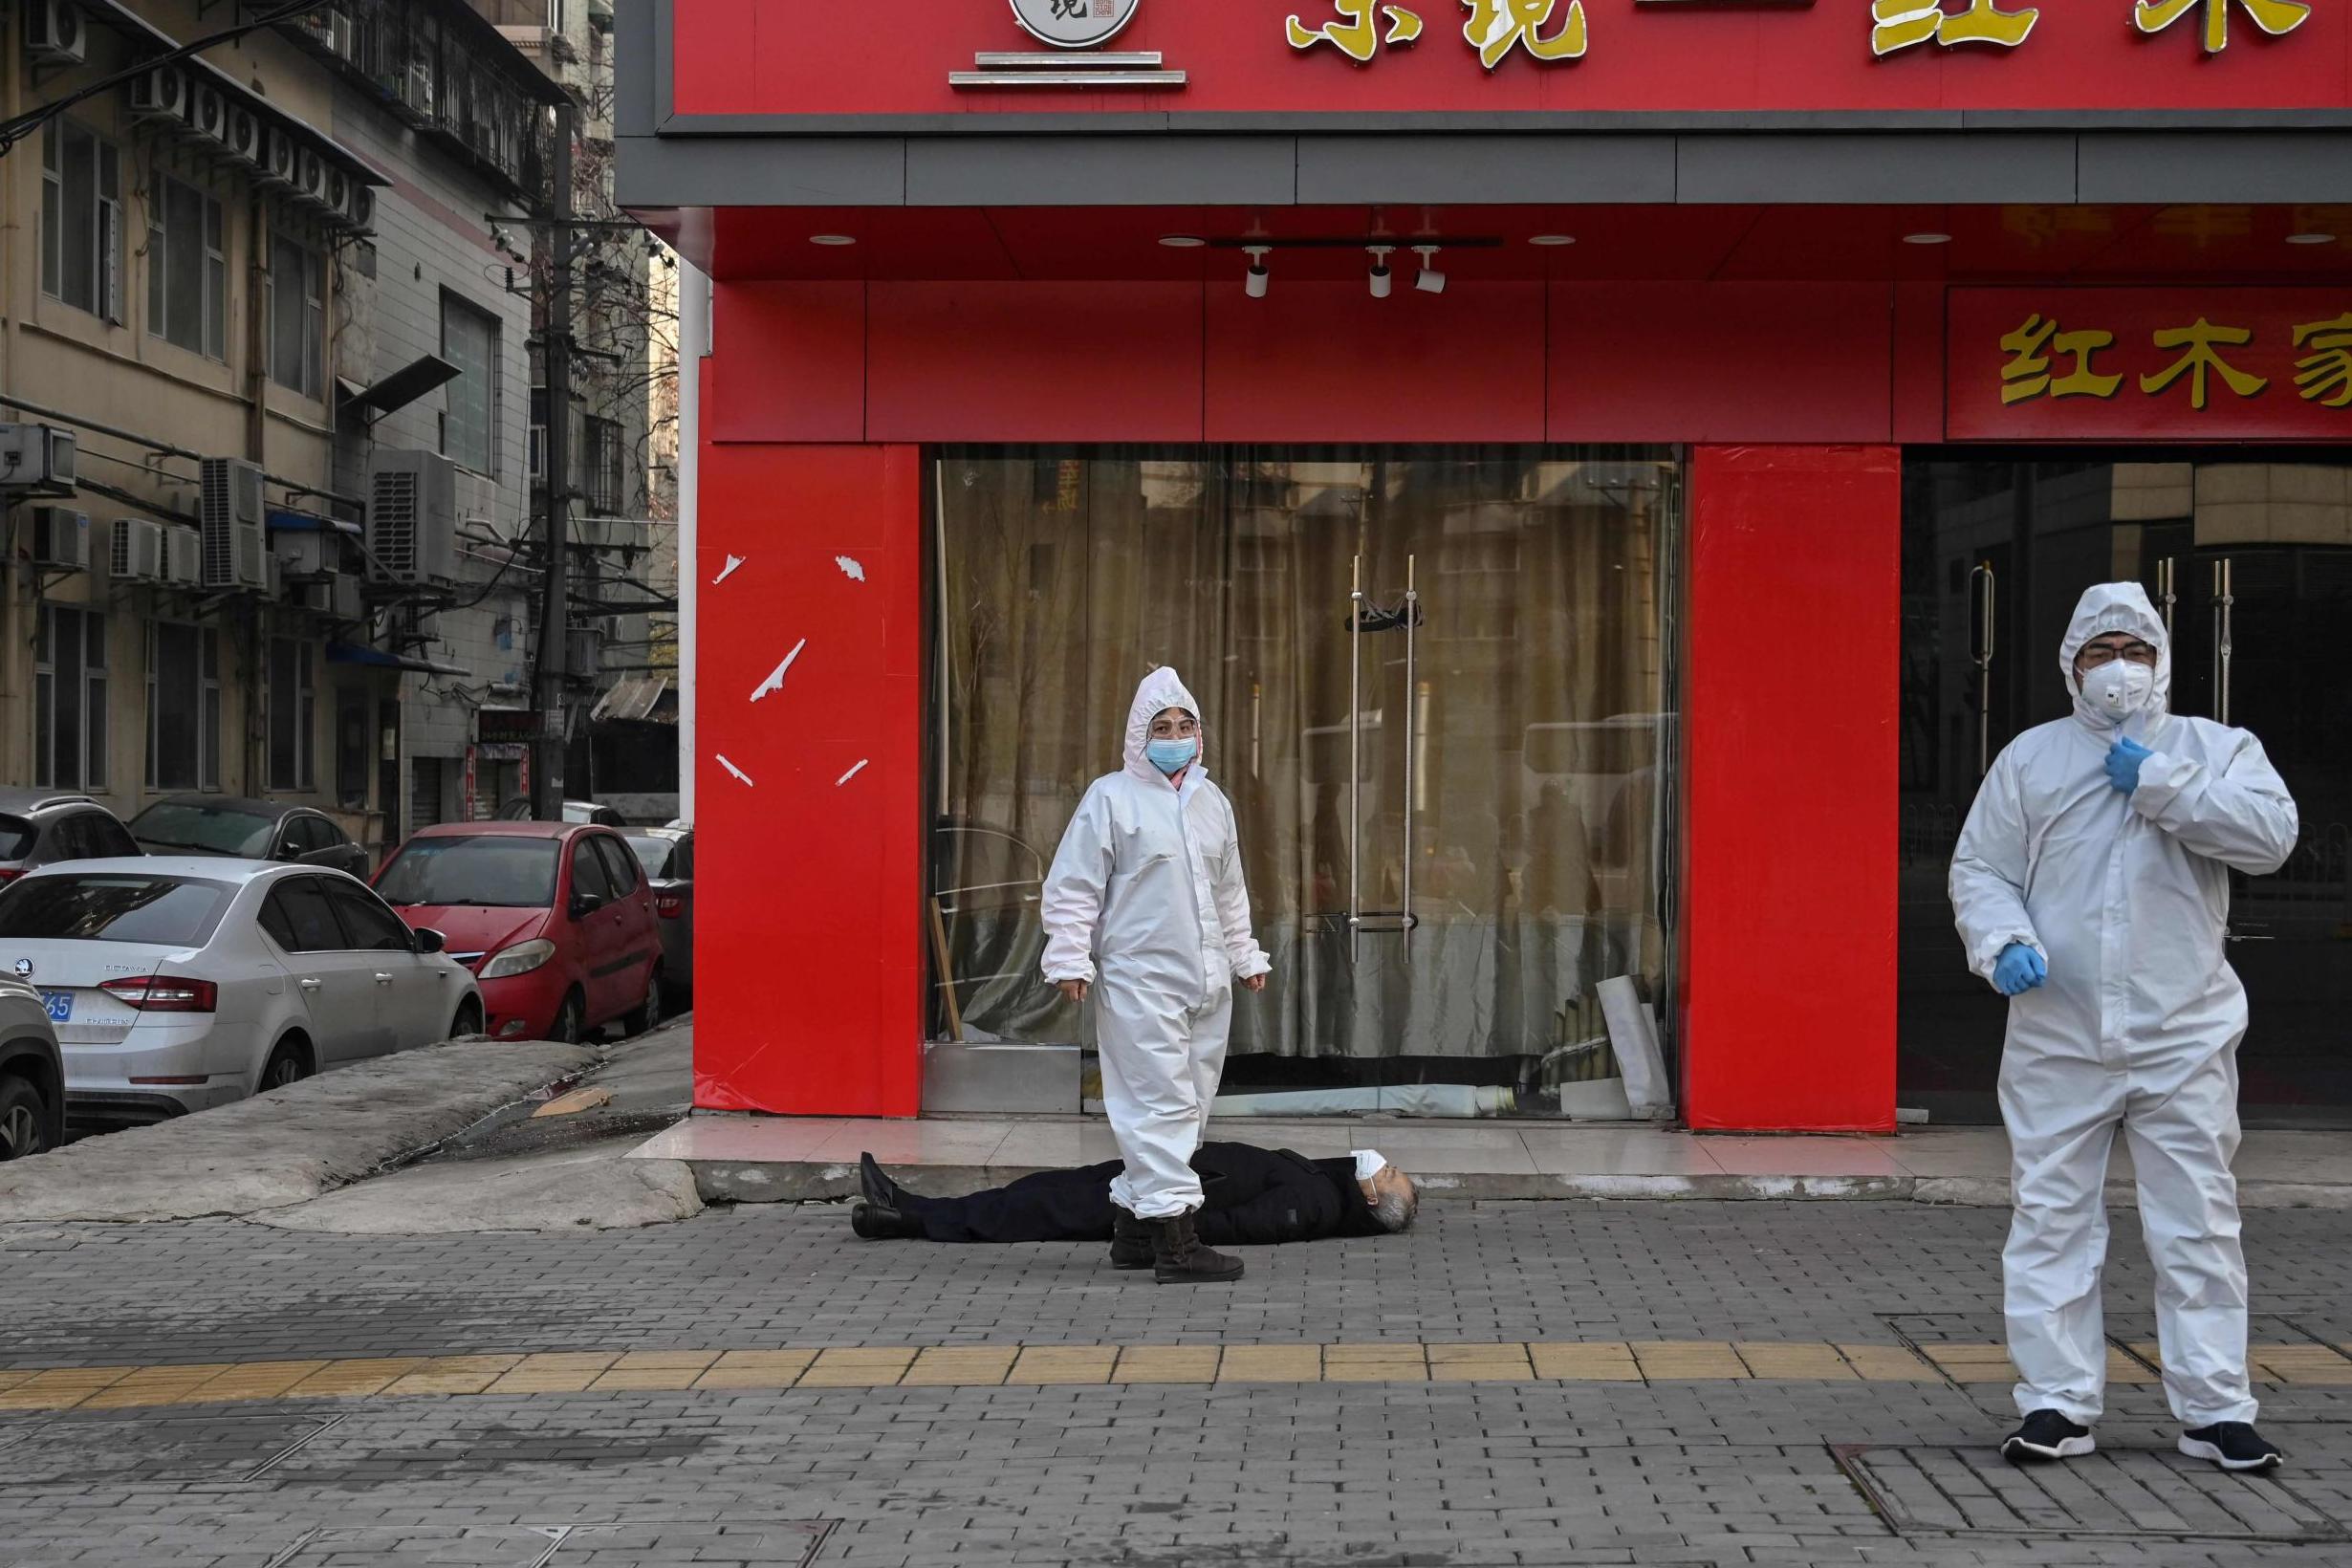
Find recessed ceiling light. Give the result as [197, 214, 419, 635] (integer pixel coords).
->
[2286, 232, 2338, 246]
[1528, 234, 1576, 247]
[1158, 235, 1207, 249]
[1904, 232, 1952, 246]
[809, 234, 857, 247]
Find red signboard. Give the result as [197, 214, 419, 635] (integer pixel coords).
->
[1946, 289, 2352, 441]
[674, 0, 2352, 119]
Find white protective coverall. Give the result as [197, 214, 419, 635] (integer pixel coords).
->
[1041, 668, 1273, 1220]
[1950, 582, 2298, 1429]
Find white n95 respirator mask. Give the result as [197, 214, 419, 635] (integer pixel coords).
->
[2080, 659, 2154, 721]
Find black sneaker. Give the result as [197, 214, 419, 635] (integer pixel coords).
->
[2179, 1423, 2283, 1472]
[2002, 1409, 2096, 1463]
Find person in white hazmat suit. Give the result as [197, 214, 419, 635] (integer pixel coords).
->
[1041, 667, 1272, 1285]
[1950, 583, 2298, 1473]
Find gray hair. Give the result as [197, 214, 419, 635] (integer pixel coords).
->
[1369, 1168, 1419, 1233]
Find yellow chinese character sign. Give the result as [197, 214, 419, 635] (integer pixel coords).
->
[2132, 0, 2310, 54]
[1286, 0, 1584, 64]
[1287, 0, 1424, 61]
[1872, 0, 2038, 58]
[1950, 291, 2352, 441]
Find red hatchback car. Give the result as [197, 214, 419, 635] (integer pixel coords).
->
[374, 822, 664, 1043]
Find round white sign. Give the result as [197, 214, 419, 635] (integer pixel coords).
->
[1009, 0, 1143, 49]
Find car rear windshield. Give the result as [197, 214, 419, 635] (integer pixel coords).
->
[0, 874, 232, 947]
[127, 801, 275, 856]
[624, 836, 675, 879]
[0, 815, 34, 860]
[376, 837, 559, 908]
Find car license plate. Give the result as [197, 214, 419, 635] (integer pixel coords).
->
[41, 991, 72, 1023]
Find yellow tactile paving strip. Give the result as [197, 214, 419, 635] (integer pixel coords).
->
[2, 1340, 2348, 1412]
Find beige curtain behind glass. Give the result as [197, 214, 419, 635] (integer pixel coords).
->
[933, 448, 1674, 1087]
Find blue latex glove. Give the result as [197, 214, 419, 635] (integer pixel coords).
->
[1993, 943, 2047, 997]
[2105, 736, 2152, 795]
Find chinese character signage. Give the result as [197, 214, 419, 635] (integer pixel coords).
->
[1289, 0, 2312, 67]
[1948, 290, 2352, 441]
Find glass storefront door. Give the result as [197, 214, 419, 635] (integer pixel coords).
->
[1901, 454, 2352, 1125]
[929, 447, 1681, 1118]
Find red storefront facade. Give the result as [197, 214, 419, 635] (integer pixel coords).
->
[621, 1, 2352, 1133]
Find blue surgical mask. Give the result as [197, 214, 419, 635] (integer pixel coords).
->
[1145, 737, 1197, 775]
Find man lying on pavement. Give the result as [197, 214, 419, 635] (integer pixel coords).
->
[850, 1143, 1418, 1265]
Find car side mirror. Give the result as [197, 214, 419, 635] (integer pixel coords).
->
[414, 927, 447, 954]
[571, 892, 605, 920]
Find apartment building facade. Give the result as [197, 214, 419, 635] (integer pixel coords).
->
[1, 0, 562, 849]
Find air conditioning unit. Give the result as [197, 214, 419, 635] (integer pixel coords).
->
[294, 148, 329, 209]
[324, 167, 351, 217]
[367, 449, 460, 586]
[128, 67, 189, 123]
[163, 526, 203, 586]
[198, 456, 267, 590]
[303, 572, 363, 621]
[272, 525, 338, 577]
[346, 185, 377, 232]
[223, 106, 261, 167]
[399, 61, 436, 124]
[29, 1, 85, 65]
[27, 507, 91, 572]
[566, 626, 602, 678]
[0, 424, 76, 492]
[185, 84, 227, 145]
[259, 127, 296, 188]
[110, 517, 166, 581]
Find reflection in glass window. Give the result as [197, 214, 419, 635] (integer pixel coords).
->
[927, 448, 1681, 1116]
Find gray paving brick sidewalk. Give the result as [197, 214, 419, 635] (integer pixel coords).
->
[6, 1200, 2352, 1565]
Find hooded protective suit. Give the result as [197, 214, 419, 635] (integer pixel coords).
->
[1950, 583, 2298, 1430]
[1042, 668, 1273, 1220]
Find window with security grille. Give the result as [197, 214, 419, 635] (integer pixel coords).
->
[148, 175, 226, 359]
[585, 415, 624, 514]
[34, 605, 108, 791]
[41, 120, 121, 321]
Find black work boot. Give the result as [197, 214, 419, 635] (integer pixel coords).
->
[1151, 1210, 1244, 1285]
[850, 1202, 924, 1240]
[1110, 1207, 1154, 1271]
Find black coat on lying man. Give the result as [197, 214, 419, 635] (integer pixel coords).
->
[852, 1143, 1419, 1250]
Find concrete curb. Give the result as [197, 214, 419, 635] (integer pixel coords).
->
[0, 1039, 602, 1224]
[682, 1160, 2352, 1209]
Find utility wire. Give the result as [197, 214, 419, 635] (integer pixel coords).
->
[0, 0, 333, 156]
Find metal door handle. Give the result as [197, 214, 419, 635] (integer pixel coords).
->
[2157, 555, 2177, 642]
[1970, 561, 1996, 776]
[298, 978, 321, 991]
[2211, 557, 2233, 726]
[1401, 554, 1416, 953]
[374, 972, 393, 985]
[1348, 553, 1362, 959]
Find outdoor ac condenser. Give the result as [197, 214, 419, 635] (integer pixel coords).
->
[0, 423, 77, 491]
[367, 449, 460, 586]
[198, 456, 267, 590]
[27, 506, 90, 571]
[110, 517, 165, 581]
[163, 526, 204, 586]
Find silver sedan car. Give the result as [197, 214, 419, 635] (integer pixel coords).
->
[0, 860, 485, 1126]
